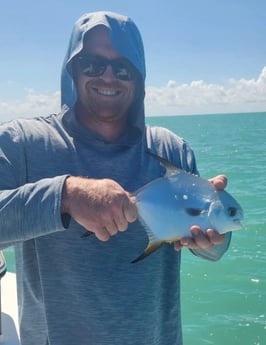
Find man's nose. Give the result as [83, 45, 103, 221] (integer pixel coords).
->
[101, 64, 116, 80]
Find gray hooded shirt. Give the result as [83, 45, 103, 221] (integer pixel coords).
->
[0, 11, 230, 345]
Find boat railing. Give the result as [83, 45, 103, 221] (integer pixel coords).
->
[0, 251, 7, 335]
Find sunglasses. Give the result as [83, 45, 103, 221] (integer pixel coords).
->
[75, 55, 136, 81]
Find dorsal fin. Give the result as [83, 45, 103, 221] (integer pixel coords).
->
[146, 150, 182, 177]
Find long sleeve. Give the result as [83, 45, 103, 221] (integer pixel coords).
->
[0, 120, 68, 249]
[0, 176, 68, 249]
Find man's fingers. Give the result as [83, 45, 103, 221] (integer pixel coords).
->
[94, 227, 111, 242]
[105, 220, 119, 236]
[174, 241, 183, 251]
[63, 177, 138, 241]
[206, 229, 226, 245]
[123, 196, 138, 223]
[209, 175, 228, 190]
[175, 226, 226, 252]
[190, 226, 213, 249]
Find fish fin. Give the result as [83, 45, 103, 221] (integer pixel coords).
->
[165, 236, 182, 244]
[146, 150, 182, 177]
[80, 230, 94, 238]
[131, 241, 165, 263]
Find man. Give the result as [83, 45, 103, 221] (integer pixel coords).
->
[0, 11, 230, 345]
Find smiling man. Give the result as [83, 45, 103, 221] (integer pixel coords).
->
[0, 11, 231, 345]
[72, 26, 137, 142]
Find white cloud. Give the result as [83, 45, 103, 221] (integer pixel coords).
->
[1, 67, 265, 121]
[145, 66, 266, 115]
[0, 90, 60, 122]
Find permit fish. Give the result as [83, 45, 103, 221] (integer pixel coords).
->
[132, 151, 244, 263]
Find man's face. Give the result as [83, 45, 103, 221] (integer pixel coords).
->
[73, 26, 136, 125]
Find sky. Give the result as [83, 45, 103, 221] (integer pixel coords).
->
[0, 0, 265, 120]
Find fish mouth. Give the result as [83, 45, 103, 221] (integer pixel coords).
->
[232, 218, 243, 229]
[236, 219, 243, 226]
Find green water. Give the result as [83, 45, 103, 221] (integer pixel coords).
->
[148, 112, 266, 345]
[3, 112, 266, 344]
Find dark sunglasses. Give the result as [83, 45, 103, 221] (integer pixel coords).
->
[75, 55, 136, 81]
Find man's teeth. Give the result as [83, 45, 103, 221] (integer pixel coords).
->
[97, 88, 119, 96]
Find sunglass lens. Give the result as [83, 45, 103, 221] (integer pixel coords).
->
[77, 56, 134, 80]
[81, 58, 105, 76]
[115, 67, 130, 80]
[113, 60, 133, 80]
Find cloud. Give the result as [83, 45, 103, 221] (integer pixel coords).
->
[0, 90, 61, 122]
[145, 66, 266, 115]
[0, 67, 265, 121]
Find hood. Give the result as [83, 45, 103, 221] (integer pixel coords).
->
[61, 11, 146, 136]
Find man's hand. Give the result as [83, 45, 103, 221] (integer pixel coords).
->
[61, 176, 137, 241]
[208, 174, 227, 190]
[174, 174, 228, 252]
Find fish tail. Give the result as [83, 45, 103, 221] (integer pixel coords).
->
[131, 241, 164, 263]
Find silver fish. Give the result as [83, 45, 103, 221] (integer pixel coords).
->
[132, 152, 244, 263]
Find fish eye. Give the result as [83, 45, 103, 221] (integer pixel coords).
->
[185, 208, 203, 216]
[228, 207, 237, 217]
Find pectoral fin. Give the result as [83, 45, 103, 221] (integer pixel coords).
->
[131, 241, 164, 263]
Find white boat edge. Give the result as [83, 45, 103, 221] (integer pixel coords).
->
[1, 272, 20, 345]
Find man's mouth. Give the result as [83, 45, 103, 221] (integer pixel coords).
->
[93, 87, 121, 96]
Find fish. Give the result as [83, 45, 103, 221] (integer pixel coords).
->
[132, 151, 244, 263]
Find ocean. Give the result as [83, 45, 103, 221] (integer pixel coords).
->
[3, 112, 266, 345]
